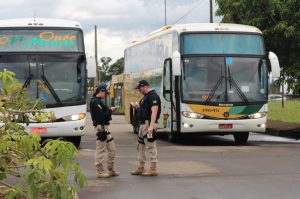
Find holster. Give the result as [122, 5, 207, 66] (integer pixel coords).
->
[145, 131, 157, 142]
[96, 126, 108, 141]
[143, 121, 157, 142]
[96, 131, 107, 141]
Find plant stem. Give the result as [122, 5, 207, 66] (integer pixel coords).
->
[4, 171, 21, 177]
[0, 181, 13, 188]
[7, 110, 44, 114]
[7, 165, 26, 169]
[32, 99, 40, 110]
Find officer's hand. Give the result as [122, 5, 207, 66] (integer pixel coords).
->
[130, 102, 139, 109]
[147, 126, 154, 134]
[134, 102, 140, 108]
[111, 107, 117, 112]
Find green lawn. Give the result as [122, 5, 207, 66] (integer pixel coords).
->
[268, 100, 300, 123]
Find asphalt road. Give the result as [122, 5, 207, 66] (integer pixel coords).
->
[78, 115, 300, 199]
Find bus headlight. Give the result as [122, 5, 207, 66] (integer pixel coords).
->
[63, 113, 86, 121]
[182, 111, 204, 119]
[248, 112, 267, 119]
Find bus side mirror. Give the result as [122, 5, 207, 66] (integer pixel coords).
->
[172, 51, 181, 76]
[268, 52, 280, 78]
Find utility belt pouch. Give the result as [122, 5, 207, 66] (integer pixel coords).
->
[96, 130, 107, 141]
[144, 130, 157, 142]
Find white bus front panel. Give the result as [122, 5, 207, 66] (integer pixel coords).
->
[180, 116, 267, 133]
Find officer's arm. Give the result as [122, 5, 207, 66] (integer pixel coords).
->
[99, 104, 112, 123]
[104, 107, 112, 118]
[149, 105, 158, 132]
[90, 100, 97, 126]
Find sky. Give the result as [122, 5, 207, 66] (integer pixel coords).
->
[0, 0, 221, 76]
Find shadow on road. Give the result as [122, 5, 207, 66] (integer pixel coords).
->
[157, 133, 237, 146]
[156, 132, 300, 147]
[266, 128, 300, 140]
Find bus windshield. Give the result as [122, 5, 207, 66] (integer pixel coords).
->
[182, 33, 265, 55]
[0, 54, 86, 107]
[181, 57, 268, 104]
[0, 29, 84, 52]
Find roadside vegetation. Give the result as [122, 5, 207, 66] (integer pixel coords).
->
[0, 69, 86, 199]
[216, 0, 300, 95]
[268, 100, 300, 123]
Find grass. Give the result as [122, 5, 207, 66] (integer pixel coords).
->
[268, 100, 300, 123]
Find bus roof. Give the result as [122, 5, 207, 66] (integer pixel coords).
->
[127, 23, 262, 48]
[0, 18, 82, 29]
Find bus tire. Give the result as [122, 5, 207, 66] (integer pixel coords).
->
[68, 136, 81, 147]
[168, 132, 180, 143]
[233, 132, 249, 145]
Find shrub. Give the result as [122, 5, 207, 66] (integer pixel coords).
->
[0, 69, 86, 199]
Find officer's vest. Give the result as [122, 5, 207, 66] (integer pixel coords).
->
[90, 97, 112, 123]
[139, 91, 161, 123]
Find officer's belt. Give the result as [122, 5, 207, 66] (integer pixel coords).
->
[140, 120, 149, 125]
[141, 121, 159, 125]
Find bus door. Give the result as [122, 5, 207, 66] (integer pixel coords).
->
[160, 58, 173, 132]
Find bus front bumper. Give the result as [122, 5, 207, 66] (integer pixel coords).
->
[25, 119, 87, 137]
[180, 117, 267, 134]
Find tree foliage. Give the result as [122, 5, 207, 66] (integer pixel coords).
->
[216, 0, 300, 94]
[99, 57, 112, 82]
[0, 69, 87, 199]
[98, 57, 124, 83]
[109, 57, 124, 76]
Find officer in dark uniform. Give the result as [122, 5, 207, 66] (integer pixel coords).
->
[130, 80, 161, 176]
[90, 84, 119, 178]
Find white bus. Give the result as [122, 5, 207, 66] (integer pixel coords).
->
[124, 23, 280, 144]
[0, 18, 87, 146]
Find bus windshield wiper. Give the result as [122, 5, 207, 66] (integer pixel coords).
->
[22, 61, 32, 89]
[41, 75, 62, 105]
[205, 66, 224, 104]
[227, 66, 249, 103]
[40, 63, 62, 105]
[205, 75, 224, 104]
[22, 75, 32, 89]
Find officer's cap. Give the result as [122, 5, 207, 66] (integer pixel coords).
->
[95, 84, 110, 94]
[135, 80, 149, 89]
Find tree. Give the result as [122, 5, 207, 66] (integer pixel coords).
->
[109, 57, 124, 76]
[0, 69, 86, 199]
[99, 56, 112, 83]
[98, 57, 124, 83]
[216, 0, 300, 94]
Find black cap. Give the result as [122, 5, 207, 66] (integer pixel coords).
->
[135, 80, 149, 89]
[95, 84, 110, 94]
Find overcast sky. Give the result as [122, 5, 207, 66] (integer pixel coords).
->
[1, 0, 221, 75]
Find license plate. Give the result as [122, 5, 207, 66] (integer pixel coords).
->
[219, 124, 233, 129]
[30, 128, 47, 134]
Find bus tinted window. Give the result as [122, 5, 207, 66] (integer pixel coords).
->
[182, 34, 265, 55]
[0, 29, 83, 52]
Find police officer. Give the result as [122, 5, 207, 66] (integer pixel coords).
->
[130, 80, 161, 176]
[90, 84, 120, 178]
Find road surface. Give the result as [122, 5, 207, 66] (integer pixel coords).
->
[78, 115, 300, 199]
